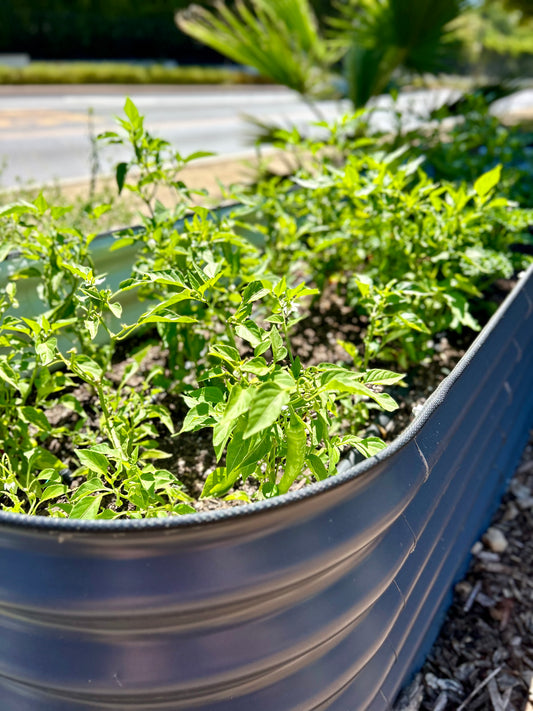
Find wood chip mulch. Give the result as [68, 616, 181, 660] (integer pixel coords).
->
[394, 430, 533, 711]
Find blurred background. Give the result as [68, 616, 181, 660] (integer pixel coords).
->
[0, 0, 531, 82]
[0, 0, 532, 192]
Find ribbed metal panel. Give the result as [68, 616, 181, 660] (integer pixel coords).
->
[0, 266, 531, 710]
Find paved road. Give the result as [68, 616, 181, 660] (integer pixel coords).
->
[1, 85, 531, 189]
[0, 87, 344, 188]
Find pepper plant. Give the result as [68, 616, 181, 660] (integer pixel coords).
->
[1, 97, 530, 520]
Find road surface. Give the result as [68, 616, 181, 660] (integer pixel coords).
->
[0, 87, 342, 188]
[0, 85, 531, 189]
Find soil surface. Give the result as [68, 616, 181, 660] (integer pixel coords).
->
[394, 431, 533, 711]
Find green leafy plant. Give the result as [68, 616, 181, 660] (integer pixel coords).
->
[415, 93, 533, 208]
[178, 277, 400, 500]
[243, 139, 532, 368]
[176, 0, 338, 104]
[334, 0, 467, 107]
[1, 97, 531, 520]
[98, 97, 213, 219]
[0, 193, 116, 361]
[177, 0, 469, 111]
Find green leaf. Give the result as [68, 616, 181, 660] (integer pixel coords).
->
[224, 490, 251, 503]
[173, 503, 196, 515]
[354, 437, 387, 458]
[241, 280, 270, 305]
[338, 339, 359, 363]
[185, 150, 216, 162]
[369, 392, 398, 412]
[0, 242, 15, 262]
[226, 428, 270, 477]
[69, 495, 103, 520]
[271, 368, 296, 391]
[75, 449, 109, 477]
[287, 282, 319, 299]
[110, 236, 136, 252]
[89, 203, 113, 219]
[0, 361, 18, 389]
[34, 192, 48, 214]
[180, 402, 214, 433]
[109, 301, 122, 318]
[362, 369, 405, 386]
[24, 446, 62, 472]
[176, 0, 332, 97]
[235, 320, 263, 347]
[146, 405, 175, 434]
[0, 201, 38, 218]
[354, 274, 372, 297]
[36, 338, 57, 366]
[182, 386, 224, 407]
[307, 452, 328, 481]
[265, 313, 284, 324]
[211, 386, 252, 459]
[474, 165, 502, 198]
[292, 176, 336, 189]
[36, 468, 60, 482]
[319, 369, 370, 396]
[319, 369, 398, 411]
[140, 449, 172, 461]
[240, 357, 271, 376]
[97, 131, 120, 141]
[40, 484, 68, 503]
[20, 406, 50, 432]
[398, 312, 429, 333]
[341, 435, 387, 458]
[70, 478, 105, 501]
[71, 355, 103, 382]
[63, 263, 92, 281]
[270, 326, 288, 362]
[209, 343, 240, 365]
[201, 467, 241, 498]
[254, 340, 271, 357]
[140, 313, 198, 325]
[243, 382, 290, 439]
[212, 385, 252, 458]
[124, 97, 141, 125]
[84, 319, 99, 340]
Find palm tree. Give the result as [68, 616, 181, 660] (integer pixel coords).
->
[176, 0, 468, 109]
[176, 0, 339, 102]
[334, 0, 467, 107]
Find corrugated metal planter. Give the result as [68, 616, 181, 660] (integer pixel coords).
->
[0, 265, 532, 711]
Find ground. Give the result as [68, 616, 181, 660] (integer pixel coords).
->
[395, 431, 533, 711]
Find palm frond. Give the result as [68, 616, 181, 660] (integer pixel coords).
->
[176, 0, 340, 97]
[336, 0, 468, 106]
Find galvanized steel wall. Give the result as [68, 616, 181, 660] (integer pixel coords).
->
[0, 266, 532, 710]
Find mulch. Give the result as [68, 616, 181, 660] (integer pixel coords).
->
[394, 430, 533, 711]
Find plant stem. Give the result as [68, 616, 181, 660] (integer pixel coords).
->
[281, 314, 294, 365]
[96, 383, 122, 452]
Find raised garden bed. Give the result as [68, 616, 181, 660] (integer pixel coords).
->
[1, 100, 532, 709]
[0, 265, 531, 710]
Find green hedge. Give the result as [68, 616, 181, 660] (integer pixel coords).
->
[0, 62, 272, 85]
